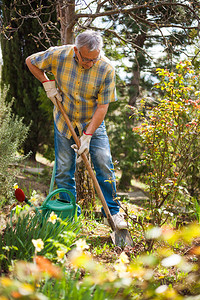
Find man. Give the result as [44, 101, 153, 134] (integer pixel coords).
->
[26, 30, 128, 229]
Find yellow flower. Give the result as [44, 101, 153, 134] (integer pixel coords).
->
[57, 250, 65, 262]
[30, 196, 37, 203]
[18, 283, 34, 296]
[75, 239, 89, 252]
[69, 250, 91, 269]
[48, 211, 58, 224]
[32, 238, 44, 252]
[13, 183, 19, 190]
[0, 277, 13, 287]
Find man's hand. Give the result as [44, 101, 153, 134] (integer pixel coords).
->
[71, 132, 92, 163]
[42, 80, 62, 106]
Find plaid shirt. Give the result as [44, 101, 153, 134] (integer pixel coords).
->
[30, 45, 117, 138]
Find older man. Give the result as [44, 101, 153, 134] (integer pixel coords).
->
[26, 30, 128, 229]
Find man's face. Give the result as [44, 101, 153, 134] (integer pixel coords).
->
[74, 46, 100, 69]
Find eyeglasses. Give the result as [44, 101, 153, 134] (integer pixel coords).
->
[78, 50, 100, 63]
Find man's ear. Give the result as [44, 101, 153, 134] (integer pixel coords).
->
[74, 46, 78, 54]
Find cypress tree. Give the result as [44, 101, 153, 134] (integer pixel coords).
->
[0, 0, 58, 159]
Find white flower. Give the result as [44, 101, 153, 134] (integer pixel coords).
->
[32, 238, 44, 252]
[156, 285, 168, 294]
[117, 252, 129, 264]
[114, 263, 127, 274]
[161, 254, 181, 267]
[75, 239, 89, 252]
[30, 190, 40, 205]
[48, 212, 58, 224]
[145, 227, 162, 239]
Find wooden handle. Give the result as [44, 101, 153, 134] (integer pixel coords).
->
[56, 100, 116, 231]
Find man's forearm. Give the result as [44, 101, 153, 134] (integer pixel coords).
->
[85, 104, 109, 135]
[26, 56, 48, 83]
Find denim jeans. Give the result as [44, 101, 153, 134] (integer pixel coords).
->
[54, 121, 120, 216]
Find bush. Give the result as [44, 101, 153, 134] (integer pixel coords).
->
[132, 61, 200, 228]
[0, 88, 29, 203]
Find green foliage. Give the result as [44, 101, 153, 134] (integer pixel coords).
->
[3, 223, 200, 299]
[107, 101, 144, 190]
[39, 271, 113, 300]
[0, 210, 80, 273]
[36, 87, 55, 161]
[0, 0, 57, 159]
[0, 88, 29, 203]
[132, 60, 200, 226]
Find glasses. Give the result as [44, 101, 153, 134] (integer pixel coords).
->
[78, 51, 100, 63]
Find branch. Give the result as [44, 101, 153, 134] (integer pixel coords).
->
[74, 1, 200, 30]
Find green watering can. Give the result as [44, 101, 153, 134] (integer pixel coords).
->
[14, 163, 78, 222]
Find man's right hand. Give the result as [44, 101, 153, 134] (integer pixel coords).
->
[42, 80, 62, 106]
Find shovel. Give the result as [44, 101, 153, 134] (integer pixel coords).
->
[56, 100, 134, 248]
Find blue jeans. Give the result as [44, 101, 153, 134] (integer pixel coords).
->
[54, 121, 120, 216]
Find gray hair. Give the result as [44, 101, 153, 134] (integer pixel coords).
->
[75, 30, 103, 51]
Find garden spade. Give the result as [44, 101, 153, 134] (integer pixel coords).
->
[56, 99, 134, 248]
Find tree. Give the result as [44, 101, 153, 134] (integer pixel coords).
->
[0, 0, 58, 158]
[97, 0, 200, 188]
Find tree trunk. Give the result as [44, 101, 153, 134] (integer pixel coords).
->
[75, 159, 96, 211]
[56, 1, 96, 210]
[56, 0, 76, 44]
[119, 33, 147, 189]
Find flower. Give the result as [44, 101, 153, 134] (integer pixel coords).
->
[48, 211, 58, 224]
[18, 283, 34, 296]
[56, 250, 66, 262]
[35, 256, 62, 278]
[13, 183, 19, 190]
[69, 251, 91, 269]
[0, 277, 13, 287]
[145, 227, 162, 239]
[75, 239, 89, 252]
[161, 254, 181, 267]
[156, 285, 168, 294]
[30, 190, 40, 205]
[32, 239, 44, 252]
[117, 252, 129, 264]
[114, 262, 127, 274]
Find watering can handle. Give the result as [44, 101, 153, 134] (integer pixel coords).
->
[56, 100, 116, 231]
[42, 188, 76, 208]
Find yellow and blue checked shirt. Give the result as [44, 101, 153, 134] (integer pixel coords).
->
[30, 45, 117, 138]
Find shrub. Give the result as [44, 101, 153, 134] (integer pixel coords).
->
[132, 61, 200, 228]
[0, 88, 29, 203]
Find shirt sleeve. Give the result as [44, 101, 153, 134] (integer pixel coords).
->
[29, 47, 55, 72]
[97, 68, 118, 105]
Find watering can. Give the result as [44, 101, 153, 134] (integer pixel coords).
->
[14, 163, 78, 222]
